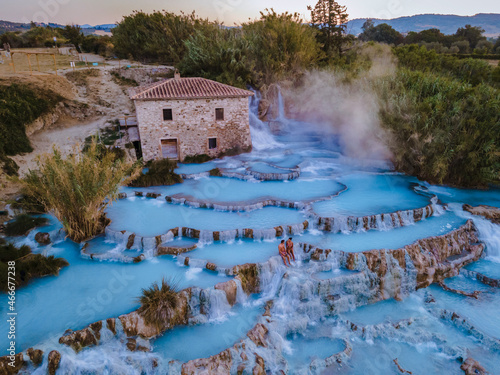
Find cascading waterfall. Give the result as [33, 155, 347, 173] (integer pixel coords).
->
[4, 82, 500, 375]
[248, 88, 283, 150]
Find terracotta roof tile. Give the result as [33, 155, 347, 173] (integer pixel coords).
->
[129, 77, 254, 100]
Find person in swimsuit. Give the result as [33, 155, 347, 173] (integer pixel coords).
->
[279, 240, 289, 266]
[286, 237, 295, 263]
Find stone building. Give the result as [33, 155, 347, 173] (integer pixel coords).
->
[129, 73, 254, 161]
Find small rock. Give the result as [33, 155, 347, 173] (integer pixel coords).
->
[48, 350, 61, 375]
[206, 262, 217, 271]
[26, 348, 43, 366]
[106, 318, 117, 335]
[461, 357, 489, 375]
[34, 232, 51, 245]
[126, 233, 136, 249]
[126, 338, 137, 351]
[0, 353, 25, 374]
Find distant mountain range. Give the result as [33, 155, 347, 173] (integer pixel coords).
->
[0, 20, 116, 35]
[346, 13, 500, 37]
[2, 13, 500, 38]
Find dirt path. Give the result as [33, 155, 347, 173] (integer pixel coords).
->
[1, 55, 138, 204]
[12, 61, 136, 174]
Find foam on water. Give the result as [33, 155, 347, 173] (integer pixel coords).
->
[297, 211, 465, 252]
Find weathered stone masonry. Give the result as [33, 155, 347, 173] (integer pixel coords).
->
[130, 75, 254, 162]
[135, 97, 252, 161]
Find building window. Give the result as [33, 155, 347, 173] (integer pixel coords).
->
[208, 138, 217, 150]
[215, 108, 224, 121]
[163, 109, 173, 121]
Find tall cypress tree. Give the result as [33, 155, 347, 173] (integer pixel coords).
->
[308, 0, 349, 57]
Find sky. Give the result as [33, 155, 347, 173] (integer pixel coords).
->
[1, 0, 499, 26]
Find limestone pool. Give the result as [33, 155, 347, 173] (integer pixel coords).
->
[1, 91, 500, 375]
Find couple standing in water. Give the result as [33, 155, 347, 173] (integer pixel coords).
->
[279, 237, 295, 266]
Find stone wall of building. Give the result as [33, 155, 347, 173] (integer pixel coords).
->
[134, 97, 252, 161]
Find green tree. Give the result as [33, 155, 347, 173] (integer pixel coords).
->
[359, 23, 403, 45]
[308, 0, 350, 57]
[81, 35, 114, 56]
[455, 25, 485, 50]
[23, 25, 62, 47]
[112, 10, 210, 63]
[243, 9, 321, 84]
[61, 24, 84, 52]
[378, 70, 499, 187]
[180, 25, 253, 88]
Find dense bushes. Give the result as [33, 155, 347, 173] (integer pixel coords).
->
[181, 9, 321, 87]
[378, 70, 499, 187]
[394, 45, 500, 87]
[242, 10, 321, 84]
[4, 214, 48, 236]
[0, 238, 68, 292]
[0, 83, 62, 175]
[180, 27, 253, 88]
[0, 84, 62, 146]
[129, 159, 182, 187]
[112, 11, 210, 63]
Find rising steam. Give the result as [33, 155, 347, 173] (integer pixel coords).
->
[283, 44, 396, 161]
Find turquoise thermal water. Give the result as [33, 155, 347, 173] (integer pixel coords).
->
[124, 177, 344, 203]
[283, 335, 346, 368]
[0, 238, 230, 351]
[247, 162, 294, 174]
[1, 87, 500, 374]
[184, 239, 281, 268]
[420, 183, 500, 207]
[151, 304, 262, 363]
[174, 162, 218, 175]
[464, 259, 500, 279]
[297, 211, 466, 252]
[430, 277, 500, 339]
[312, 268, 359, 280]
[106, 199, 307, 236]
[312, 173, 431, 216]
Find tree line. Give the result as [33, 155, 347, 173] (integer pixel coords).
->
[0, 23, 113, 56]
[359, 21, 500, 55]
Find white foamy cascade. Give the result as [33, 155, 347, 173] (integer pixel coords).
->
[448, 203, 500, 262]
[249, 89, 283, 151]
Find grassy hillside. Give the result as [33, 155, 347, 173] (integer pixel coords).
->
[0, 82, 63, 175]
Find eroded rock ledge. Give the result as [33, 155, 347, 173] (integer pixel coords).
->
[463, 204, 500, 224]
[2, 220, 485, 374]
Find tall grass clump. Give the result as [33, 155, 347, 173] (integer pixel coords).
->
[137, 278, 179, 330]
[377, 69, 499, 187]
[21, 139, 141, 242]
